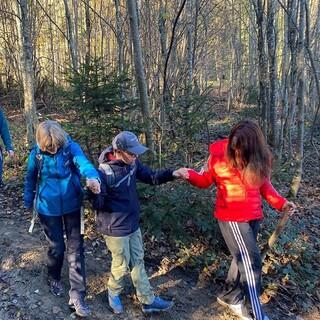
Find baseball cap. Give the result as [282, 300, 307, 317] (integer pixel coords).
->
[112, 131, 148, 155]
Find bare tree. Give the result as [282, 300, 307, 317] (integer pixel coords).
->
[252, 0, 269, 137]
[15, 0, 38, 147]
[63, 0, 78, 72]
[289, 0, 306, 198]
[267, 0, 277, 146]
[126, 0, 153, 149]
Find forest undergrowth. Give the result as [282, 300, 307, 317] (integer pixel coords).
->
[0, 97, 319, 320]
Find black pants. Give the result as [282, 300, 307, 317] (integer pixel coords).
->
[218, 220, 265, 320]
[39, 211, 86, 300]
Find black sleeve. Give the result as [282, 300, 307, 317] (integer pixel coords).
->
[136, 160, 174, 185]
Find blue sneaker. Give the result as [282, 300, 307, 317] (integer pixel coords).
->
[108, 291, 124, 314]
[142, 296, 174, 313]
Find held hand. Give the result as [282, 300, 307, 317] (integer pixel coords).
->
[7, 150, 14, 158]
[173, 168, 190, 180]
[86, 178, 101, 194]
[282, 201, 297, 216]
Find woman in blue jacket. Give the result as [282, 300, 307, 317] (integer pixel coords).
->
[24, 120, 100, 317]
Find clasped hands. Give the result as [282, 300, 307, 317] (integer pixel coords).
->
[172, 168, 190, 180]
[86, 178, 101, 194]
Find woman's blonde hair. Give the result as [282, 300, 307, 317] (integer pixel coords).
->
[36, 120, 67, 152]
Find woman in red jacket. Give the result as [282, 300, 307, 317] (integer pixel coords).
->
[176, 120, 296, 320]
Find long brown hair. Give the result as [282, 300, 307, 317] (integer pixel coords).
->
[227, 120, 272, 186]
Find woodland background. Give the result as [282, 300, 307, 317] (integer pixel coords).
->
[0, 0, 319, 319]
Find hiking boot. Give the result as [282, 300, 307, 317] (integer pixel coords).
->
[108, 291, 124, 314]
[47, 278, 64, 296]
[217, 297, 253, 320]
[142, 296, 174, 314]
[69, 297, 91, 317]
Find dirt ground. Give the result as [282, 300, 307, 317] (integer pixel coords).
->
[1, 186, 319, 320]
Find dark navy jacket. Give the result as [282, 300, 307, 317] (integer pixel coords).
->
[91, 159, 174, 237]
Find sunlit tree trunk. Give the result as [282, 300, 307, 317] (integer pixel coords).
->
[277, 8, 289, 160]
[126, 0, 153, 149]
[85, 0, 91, 68]
[15, 0, 38, 147]
[63, 0, 78, 72]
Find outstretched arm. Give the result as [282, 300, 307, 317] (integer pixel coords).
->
[260, 179, 296, 213]
[175, 156, 215, 189]
[136, 160, 174, 185]
[70, 141, 100, 193]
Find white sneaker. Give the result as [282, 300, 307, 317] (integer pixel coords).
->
[217, 297, 253, 320]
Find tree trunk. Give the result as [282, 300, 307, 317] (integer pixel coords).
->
[15, 0, 38, 147]
[289, 0, 305, 198]
[253, 0, 269, 137]
[126, 0, 153, 149]
[277, 8, 289, 161]
[267, 0, 277, 146]
[85, 0, 91, 68]
[114, 0, 126, 123]
[248, 1, 257, 87]
[186, 0, 194, 97]
[63, 0, 78, 72]
[286, 0, 298, 158]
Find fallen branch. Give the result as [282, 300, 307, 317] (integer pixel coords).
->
[261, 211, 290, 260]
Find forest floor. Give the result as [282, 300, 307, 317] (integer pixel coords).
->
[0, 101, 320, 320]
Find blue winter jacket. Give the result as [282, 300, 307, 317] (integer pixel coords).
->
[0, 109, 13, 151]
[91, 157, 174, 237]
[24, 137, 99, 216]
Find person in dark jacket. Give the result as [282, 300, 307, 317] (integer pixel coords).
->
[0, 108, 14, 187]
[24, 120, 100, 318]
[91, 131, 179, 314]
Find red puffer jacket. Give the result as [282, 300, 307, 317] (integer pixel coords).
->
[187, 139, 287, 222]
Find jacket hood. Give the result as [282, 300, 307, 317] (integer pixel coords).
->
[98, 146, 117, 164]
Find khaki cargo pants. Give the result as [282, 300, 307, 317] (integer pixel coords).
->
[104, 228, 154, 304]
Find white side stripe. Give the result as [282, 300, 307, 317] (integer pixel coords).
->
[229, 222, 260, 317]
[229, 222, 263, 320]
